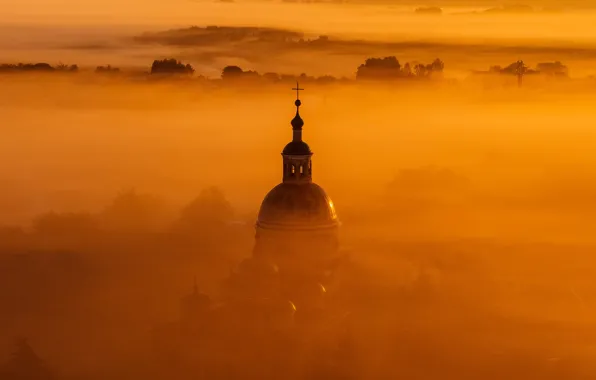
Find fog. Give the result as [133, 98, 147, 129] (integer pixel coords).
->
[2, 75, 596, 234]
[4, 2, 596, 77]
[3, 3, 596, 380]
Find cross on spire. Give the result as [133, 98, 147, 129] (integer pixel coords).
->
[292, 82, 304, 100]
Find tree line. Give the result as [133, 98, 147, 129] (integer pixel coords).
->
[477, 60, 569, 77]
[0, 187, 240, 254]
[0, 57, 572, 82]
[0, 62, 79, 73]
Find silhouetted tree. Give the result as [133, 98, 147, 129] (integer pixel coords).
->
[356, 57, 444, 80]
[101, 189, 168, 232]
[0, 338, 54, 380]
[356, 56, 402, 80]
[479, 60, 539, 80]
[409, 58, 444, 78]
[402, 62, 412, 77]
[495, 60, 530, 86]
[175, 186, 234, 230]
[30, 63, 54, 71]
[536, 61, 569, 77]
[55, 63, 78, 72]
[151, 59, 194, 75]
[414, 63, 427, 77]
[96, 65, 121, 74]
[221, 65, 260, 81]
[221, 65, 244, 80]
[501, 60, 529, 76]
[243, 70, 260, 78]
[430, 58, 445, 73]
[0, 63, 55, 72]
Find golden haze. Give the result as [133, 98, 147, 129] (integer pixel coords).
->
[2, 2, 596, 379]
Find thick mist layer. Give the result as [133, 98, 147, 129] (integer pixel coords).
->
[1, 77, 596, 240]
[3, 4, 596, 380]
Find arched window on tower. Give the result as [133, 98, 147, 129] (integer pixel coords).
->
[300, 165, 304, 175]
[291, 165, 296, 177]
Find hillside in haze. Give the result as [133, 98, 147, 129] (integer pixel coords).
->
[3, 0, 596, 78]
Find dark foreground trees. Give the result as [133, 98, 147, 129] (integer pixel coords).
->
[150, 59, 195, 75]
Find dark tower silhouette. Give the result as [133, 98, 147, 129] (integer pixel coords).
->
[281, 83, 312, 183]
[223, 83, 341, 312]
[153, 86, 352, 380]
[251, 83, 341, 307]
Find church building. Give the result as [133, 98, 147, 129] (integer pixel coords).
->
[153, 87, 352, 380]
[223, 84, 344, 318]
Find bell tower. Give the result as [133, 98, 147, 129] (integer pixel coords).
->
[253, 84, 340, 277]
[282, 83, 313, 184]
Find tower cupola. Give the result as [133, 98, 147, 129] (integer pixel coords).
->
[282, 83, 313, 183]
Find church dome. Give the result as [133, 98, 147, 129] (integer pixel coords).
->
[257, 182, 338, 230]
[282, 140, 312, 155]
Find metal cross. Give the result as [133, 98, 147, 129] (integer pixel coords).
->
[292, 82, 304, 100]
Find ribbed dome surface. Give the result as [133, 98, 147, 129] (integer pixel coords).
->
[257, 183, 338, 230]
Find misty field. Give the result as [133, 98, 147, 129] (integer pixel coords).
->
[3, 2, 596, 379]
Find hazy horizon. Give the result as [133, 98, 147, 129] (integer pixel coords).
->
[4, 1, 596, 78]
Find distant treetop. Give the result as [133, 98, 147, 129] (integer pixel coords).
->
[96, 65, 121, 74]
[150, 59, 195, 76]
[356, 56, 444, 80]
[0, 62, 77, 73]
[480, 60, 568, 78]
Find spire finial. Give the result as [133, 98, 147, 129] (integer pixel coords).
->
[290, 82, 305, 133]
[292, 82, 304, 109]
